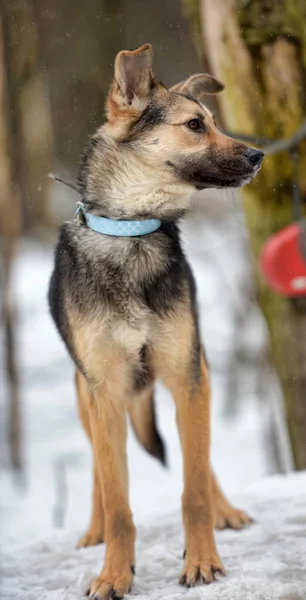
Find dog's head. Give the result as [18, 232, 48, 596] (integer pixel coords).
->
[79, 44, 264, 218]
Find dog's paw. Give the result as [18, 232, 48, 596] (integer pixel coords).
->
[77, 530, 104, 548]
[86, 565, 134, 599]
[180, 552, 226, 587]
[214, 505, 253, 530]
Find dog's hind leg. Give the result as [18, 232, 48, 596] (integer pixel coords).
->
[75, 370, 105, 547]
[211, 470, 253, 530]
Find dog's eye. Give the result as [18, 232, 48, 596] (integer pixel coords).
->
[186, 118, 205, 132]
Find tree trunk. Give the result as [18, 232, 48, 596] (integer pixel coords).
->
[35, 0, 125, 177]
[0, 15, 23, 472]
[189, 0, 306, 468]
[0, 0, 54, 232]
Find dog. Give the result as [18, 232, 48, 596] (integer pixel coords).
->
[48, 43, 264, 599]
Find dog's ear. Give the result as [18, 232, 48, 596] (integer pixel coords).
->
[170, 73, 224, 98]
[107, 44, 154, 117]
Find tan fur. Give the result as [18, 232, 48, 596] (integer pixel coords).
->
[89, 58, 246, 223]
[76, 371, 251, 550]
[69, 262, 251, 594]
[211, 472, 252, 530]
[95, 92, 246, 223]
[51, 44, 259, 598]
[106, 44, 154, 123]
[76, 370, 105, 548]
[86, 126, 194, 219]
[72, 301, 226, 590]
[151, 313, 223, 583]
[86, 393, 135, 599]
[169, 73, 224, 96]
[72, 315, 136, 596]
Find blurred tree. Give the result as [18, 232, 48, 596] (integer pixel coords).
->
[185, 0, 306, 468]
[36, 0, 124, 174]
[0, 15, 22, 472]
[0, 0, 54, 232]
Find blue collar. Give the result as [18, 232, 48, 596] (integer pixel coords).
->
[75, 202, 161, 237]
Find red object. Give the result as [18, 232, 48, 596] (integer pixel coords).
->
[260, 222, 306, 297]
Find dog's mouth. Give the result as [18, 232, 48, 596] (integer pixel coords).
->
[167, 152, 263, 191]
[192, 173, 255, 190]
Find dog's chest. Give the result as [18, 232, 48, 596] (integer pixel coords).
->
[109, 303, 153, 355]
[76, 227, 172, 313]
[65, 223, 188, 355]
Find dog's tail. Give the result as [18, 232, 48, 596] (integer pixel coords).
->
[127, 390, 167, 466]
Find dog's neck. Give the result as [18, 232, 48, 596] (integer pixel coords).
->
[79, 135, 194, 221]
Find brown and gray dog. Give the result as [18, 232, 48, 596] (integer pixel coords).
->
[49, 44, 264, 599]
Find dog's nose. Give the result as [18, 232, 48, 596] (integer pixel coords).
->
[245, 148, 264, 167]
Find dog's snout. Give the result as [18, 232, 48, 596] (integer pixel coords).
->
[245, 147, 264, 168]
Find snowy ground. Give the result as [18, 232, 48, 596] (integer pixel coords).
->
[1, 472, 305, 600]
[1, 202, 304, 599]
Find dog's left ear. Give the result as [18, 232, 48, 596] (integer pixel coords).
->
[107, 44, 154, 117]
[170, 73, 224, 98]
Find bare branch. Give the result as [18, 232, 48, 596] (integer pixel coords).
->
[223, 121, 306, 155]
[48, 173, 81, 194]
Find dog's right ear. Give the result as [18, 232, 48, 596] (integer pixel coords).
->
[169, 73, 224, 98]
[106, 44, 154, 120]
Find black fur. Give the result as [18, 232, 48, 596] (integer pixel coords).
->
[123, 102, 165, 142]
[182, 93, 202, 108]
[77, 136, 100, 195]
[169, 143, 254, 190]
[146, 418, 167, 466]
[48, 228, 87, 376]
[142, 222, 190, 315]
[48, 218, 201, 384]
[49, 221, 196, 320]
[130, 390, 167, 467]
[133, 344, 154, 391]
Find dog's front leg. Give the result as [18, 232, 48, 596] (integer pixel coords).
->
[174, 353, 225, 586]
[86, 390, 136, 600]
[155, 314, 225, 588]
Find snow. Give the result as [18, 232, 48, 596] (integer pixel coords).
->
[1, 473, 305, 599]
[1, 203, 304, 599]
